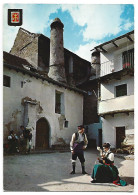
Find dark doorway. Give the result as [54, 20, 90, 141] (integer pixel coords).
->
[98, 129, 102, 147]
[35, 118, 49, 150]
[116, 126, 125, 148]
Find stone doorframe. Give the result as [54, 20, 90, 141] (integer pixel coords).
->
[22, 98, 51, 150]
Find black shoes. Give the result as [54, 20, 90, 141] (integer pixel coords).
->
[81, 165, 87, 174]
[70, 171, 88, 174]
[82, 171, 87, 174]
[91, 179, 97, 183]
[70, 171, 75, 174]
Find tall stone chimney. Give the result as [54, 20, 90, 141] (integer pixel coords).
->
[48, 18, 67, 83]
[91, 49, 100, 78]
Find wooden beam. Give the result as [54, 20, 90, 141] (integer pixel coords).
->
[99, 110, 134, 118]
[95, 48, 100, 52]
[114, 74, 122, 80]
[100, 46, 107, 53]
[112, 41, 118, 48]
[125, 112, 129, 116]
[111, 114, 114, 117]
[127, 35, 133, 42]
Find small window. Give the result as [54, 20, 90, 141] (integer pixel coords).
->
[115, 84, 127, 97]
[64, 120, 69, 128]
[55, 91, 64, 114]
[55, 92, 61, 114]
[21, 81, 24, 88]
[88, 91, 92, 96]
[3, 75, 10, 87]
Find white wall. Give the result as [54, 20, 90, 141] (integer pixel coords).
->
[100, 75, 134, 101]
[99, 40, 134, 148]
[98, 95, 134, 115]
[101, 112, 134, 148]
[3, 67, 83, 148]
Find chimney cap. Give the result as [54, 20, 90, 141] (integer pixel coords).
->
[51, 18, 64, 28]
[91, 49, 100, 56]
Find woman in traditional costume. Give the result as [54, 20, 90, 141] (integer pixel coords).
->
[91, 143, 127, 186]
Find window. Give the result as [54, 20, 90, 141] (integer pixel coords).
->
[55, 91, 64, 114]
[21, 81, 24, 88]
[115, 84, 127, 97]
[122, 48, 134, 69]
[64, 120, 69, 128]
[3, 75, 10, 87]
[88, 91, 92, 96]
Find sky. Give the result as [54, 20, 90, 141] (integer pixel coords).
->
[3, 4, 134, 62]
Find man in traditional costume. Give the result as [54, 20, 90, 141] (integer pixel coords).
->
[70, 125, 88, 174]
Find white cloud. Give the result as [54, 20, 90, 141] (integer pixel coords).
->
[74, 41, 100, 61]
[61, 4, 127, 41]
[3, 4, 60, 52]
[60, 4, 134, 60]
[122, 20, 134, 30]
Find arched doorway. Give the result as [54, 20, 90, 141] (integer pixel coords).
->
[35, 118, 49, 150]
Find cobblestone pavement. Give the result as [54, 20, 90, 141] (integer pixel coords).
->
[3, 149, 134, 192]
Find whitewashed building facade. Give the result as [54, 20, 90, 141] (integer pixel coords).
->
[3, 18, 90, 150]
[3, 62, 84, 149]
[91, 30, 134, 148]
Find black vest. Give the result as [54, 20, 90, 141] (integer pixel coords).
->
[74, 132, 85, 141]
[104, 152, 114, 164]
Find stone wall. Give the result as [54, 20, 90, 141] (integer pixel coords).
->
[9, 28, 91, 87]
[10, 28, 39, 69]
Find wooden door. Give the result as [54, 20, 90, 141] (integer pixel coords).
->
[116, 127, 125, 148]
[35, 118, 49, 150]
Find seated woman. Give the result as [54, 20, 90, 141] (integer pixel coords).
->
[91, 143, 127, 186]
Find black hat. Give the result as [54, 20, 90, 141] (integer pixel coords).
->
[78, 125, 84, 129]
[102, 142, 111, 148]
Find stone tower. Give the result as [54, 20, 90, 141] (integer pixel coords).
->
[48, 18, 67, 83]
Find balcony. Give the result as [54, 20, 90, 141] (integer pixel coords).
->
[100, 49, 134, 77]
[100, 59, 115, 77]
[98, 95, 134, 116]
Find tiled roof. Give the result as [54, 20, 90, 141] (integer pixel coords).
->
[3, 51, 34, 69]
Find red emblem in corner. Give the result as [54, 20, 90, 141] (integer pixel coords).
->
[11, 12, 20, 23]
[8, 9, 22, 26]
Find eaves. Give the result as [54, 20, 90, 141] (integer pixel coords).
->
[4, 62, 87, 95]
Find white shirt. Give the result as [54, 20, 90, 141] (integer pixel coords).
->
[70, 132, 88, 151]
[104, 149, 114, 161]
